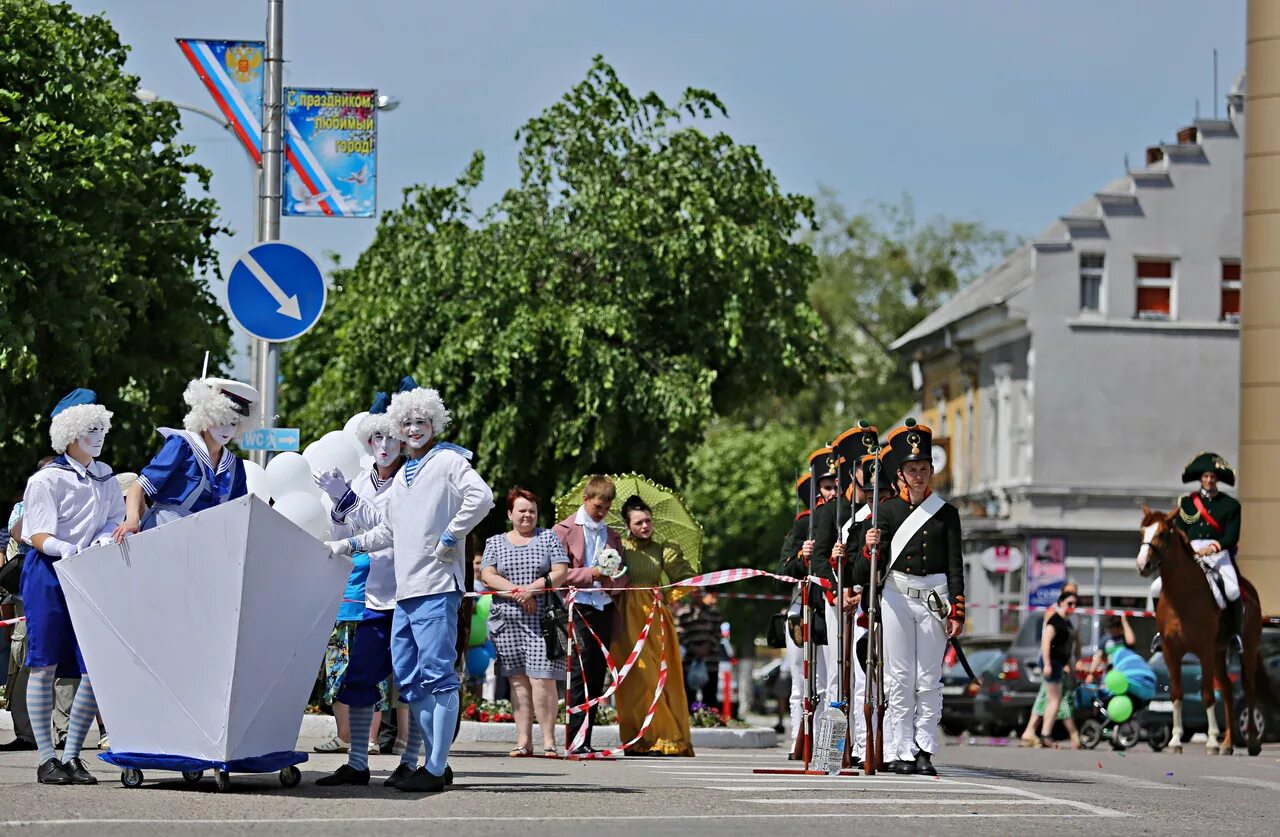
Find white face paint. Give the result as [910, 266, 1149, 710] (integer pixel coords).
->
[371, 432, 402, 464]
[208, 422, 239, 446]
[77, 427, 106, 458]
[1136, 521, 1160, 573]
[401, 415, 432, 450]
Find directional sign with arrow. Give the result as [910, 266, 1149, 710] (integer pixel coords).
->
[227, 241, 327, 342]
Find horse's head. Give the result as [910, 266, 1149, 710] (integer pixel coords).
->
[1136, 504, 1183, 577]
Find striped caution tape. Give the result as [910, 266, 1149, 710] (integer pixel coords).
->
[564, 589, 661, 716]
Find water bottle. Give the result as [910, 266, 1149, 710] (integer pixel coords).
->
[813, 700, 849, 775]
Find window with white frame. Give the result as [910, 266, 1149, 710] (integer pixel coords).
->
[1222, 260, 1241, 323]
[1079, 253, 1104, 312]
[1135, 258, 1174, 320]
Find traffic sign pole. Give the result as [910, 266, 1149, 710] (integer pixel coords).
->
[251, 0, 285, 465]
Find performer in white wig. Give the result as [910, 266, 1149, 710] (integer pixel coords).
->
[20, 389, 126, 784]
[118, 377, 259, 534]
[312, 379, 426, 788]
[327, 384, 494, 793]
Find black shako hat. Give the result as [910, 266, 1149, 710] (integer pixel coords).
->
[1181, 451, 1236, 486]
[886, 418, 933, 472]
[834, 421, 878, 486]
[859, 450, 896, 493]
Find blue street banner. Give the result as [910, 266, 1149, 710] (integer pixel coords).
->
[239, 428, 301, 453]
[283, 88, 377, 218]
[177, 39, 264, 165]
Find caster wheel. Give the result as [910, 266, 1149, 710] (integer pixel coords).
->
[181, 770, 204, 784]
[279, 765, 301, 788]
[213, 770, 231, 792]
[121, 768, 144, 788]
[1079, 719, 1103, 750]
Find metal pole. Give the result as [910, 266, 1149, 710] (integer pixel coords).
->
[254, 0, 285, 458]
[1092, 555, 1103, 651]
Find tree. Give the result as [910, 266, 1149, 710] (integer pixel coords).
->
[0, 0, 228, 498]
[785, 190, 1016, 429]
[281, 57, 826, 514]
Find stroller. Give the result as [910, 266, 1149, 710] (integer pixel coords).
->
[1076, 680, 1148, 751]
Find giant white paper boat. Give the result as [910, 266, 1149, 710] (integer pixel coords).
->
[55, 495, 348, 763]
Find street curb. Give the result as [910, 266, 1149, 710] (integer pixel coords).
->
[1, 709, 778, 750]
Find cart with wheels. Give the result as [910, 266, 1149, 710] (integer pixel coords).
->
[54, 498, 349, 794]
[101, 750, 306, 791]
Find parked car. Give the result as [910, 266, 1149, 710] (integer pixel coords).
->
[941, 647, 1005, 735]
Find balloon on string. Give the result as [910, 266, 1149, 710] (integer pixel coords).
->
[264, 452, 317, 501]
[243, 460, 272, 503]
[272, 491, 329, 541]
[464, 642, 495, 678]
[469, 596, 491, 647]
[1103, 669, 1130, 696]
[1107, 694, 1134, 723]
[303, 431, 363, 481]
[343, 412, 368, 436]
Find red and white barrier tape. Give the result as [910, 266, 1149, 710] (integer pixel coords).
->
[564, 589, 661, 716]
[0, 616, 25, 627]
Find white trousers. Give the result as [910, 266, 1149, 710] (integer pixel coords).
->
[786, 620, 827, 747]
[851, 614, 868, 758]
[822, 601, 841, 706]
[1149, 539, 1239, 601]
[881, 573, 948, 763]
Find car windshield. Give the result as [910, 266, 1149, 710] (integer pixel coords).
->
[964, 648, 1005, 673]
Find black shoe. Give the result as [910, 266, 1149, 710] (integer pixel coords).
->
[37, 757, 73, 785]
[383, 763, 415, 788]
[892, 759, 917, 775]
[915, 751, 937, 777]
[396, 766, 447, 793]
[63, 757, 98, 785]
[445, 764, 453, 786]
[849, 756, 863, 769]
[570, 746, 599, 756]
[0, 738, 37, 752]
[315, 764, 371, 786]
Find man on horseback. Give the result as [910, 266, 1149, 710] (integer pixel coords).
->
[1173, 452, 1243, 652]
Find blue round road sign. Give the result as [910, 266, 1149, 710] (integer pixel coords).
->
[227, 241, 327, 342]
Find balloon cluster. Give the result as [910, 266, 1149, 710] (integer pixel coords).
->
[246, 415, 374, 542]
[1104, 669, 1133, 722]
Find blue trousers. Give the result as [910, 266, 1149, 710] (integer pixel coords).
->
[391, 592, 462, 704]
[336, 611, 393, 708]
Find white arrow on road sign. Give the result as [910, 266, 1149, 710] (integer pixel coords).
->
[241, 251, 302, 320]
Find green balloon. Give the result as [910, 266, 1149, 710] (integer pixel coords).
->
[468, 595, 491, 647]
[1108, 694, 1134, 723]
[1104, 668, 1130, 696]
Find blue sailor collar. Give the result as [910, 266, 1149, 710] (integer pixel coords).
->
[158, 428, 236, 477]
[45, 454, 115, 482]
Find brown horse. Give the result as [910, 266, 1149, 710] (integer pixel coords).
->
[1136, 506, 1263, 756]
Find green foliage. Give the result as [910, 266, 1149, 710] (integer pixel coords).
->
[787, 190, 1016, 429]
[281, 57, 825, 516]
[0, 0, 228, 496]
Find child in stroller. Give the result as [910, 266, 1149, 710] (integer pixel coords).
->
[1077, 616, 1157, 750]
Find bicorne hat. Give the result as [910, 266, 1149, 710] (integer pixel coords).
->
[1181, 451, 1235, 486]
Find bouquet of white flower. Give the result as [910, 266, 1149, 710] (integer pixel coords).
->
[595, 547, 627, 579]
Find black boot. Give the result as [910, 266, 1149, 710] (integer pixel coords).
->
[36, 757, 72, 785]
[63, 757, 98, 785]
[1226, 599, 1244, 655]
[892, 758, 917, 775]
[315, 764, 370, 786]
[915, 750, 937, 777]
[383, 763, 415, 788]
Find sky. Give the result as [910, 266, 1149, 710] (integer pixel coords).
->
[70, 1, 1246, 376]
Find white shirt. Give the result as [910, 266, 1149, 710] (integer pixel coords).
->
[353, 447, 494, 601]
[21, 456, 125, 552]
[330, 467, 398, 610]
[573, 506, 612, 610]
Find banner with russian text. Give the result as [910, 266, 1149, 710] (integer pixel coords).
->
[176, 39, 264, 164]
[282, 88, 376, 218]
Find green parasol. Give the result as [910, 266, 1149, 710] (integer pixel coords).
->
[554, 473, 703, 572]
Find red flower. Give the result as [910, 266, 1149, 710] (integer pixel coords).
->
[479, 711, 490, 722]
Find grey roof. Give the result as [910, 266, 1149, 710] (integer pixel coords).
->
[890, 244, 1033, 350]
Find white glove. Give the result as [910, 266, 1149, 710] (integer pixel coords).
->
[325, 539, 354, 557]
[44, 537, 79, 559]
[430, 539, 458, 563]
[314, 468, 350, 504]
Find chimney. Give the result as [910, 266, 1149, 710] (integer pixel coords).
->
[1176, 125, 1198, 144]
[1146, 146, 1165, 166]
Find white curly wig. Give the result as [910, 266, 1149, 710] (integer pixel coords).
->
[50, 404, 113, 454]
[182, 378, 261, 436]
[387, 387, 451, 440]
[356, 412, 397, 453]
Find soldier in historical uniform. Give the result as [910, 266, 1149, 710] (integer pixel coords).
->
[862, 420, 964, 776]
[1174, 452, 1244, 650]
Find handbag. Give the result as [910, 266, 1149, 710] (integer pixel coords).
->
[541, 575, 570, 661]
[766, 611, 789, 649]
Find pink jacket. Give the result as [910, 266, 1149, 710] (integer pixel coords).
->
[552, 513, 629, 597]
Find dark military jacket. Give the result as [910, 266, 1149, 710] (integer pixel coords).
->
[810, 498, 853, 587]
[852, 493, 964, 599]
[1174, 490, 1241, 552]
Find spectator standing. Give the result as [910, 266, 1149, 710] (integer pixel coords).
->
[1034, 590, 1080, 748]
[675, 588, 723, 711]
[552, 475, 628, 755]
[480, 488, 569, 757]
[1020, 582, 1081, 747]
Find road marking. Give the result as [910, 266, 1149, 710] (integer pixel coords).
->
[1204, 775, 1280, 791]
[1063, 770, 1186, 791]
[737, 798, 1045, 806]
[709, 785, 1012, 794]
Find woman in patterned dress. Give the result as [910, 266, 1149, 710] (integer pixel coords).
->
[480, 488, 569, 757]
[613, 495, 695, 756]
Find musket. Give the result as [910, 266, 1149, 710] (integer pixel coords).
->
[862, 450, 884, 776]
[831, 452, 846, 766]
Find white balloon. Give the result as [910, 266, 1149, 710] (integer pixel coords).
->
[272, 491, 330, 541]
[303, 431, 363, 479]
[243, 460, 272, 503]
[265, 451, 317, 501]
[343, 411, 368, 435]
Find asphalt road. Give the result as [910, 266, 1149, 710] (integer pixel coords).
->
[1, 737, 1278, 835]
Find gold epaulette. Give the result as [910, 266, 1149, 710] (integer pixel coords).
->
[1178, 503, 1200, 526]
